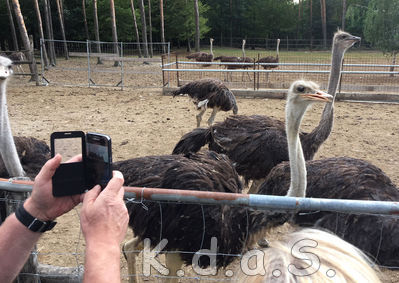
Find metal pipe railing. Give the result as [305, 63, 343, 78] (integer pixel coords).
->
[1, 179, 398, 216]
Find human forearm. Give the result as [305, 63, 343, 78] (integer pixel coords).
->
[0, 213, 41, 282]
[84, 241, 121, 283]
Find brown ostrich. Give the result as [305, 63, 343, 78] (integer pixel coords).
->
[172, 78, 238, 127]
[256, 38, 280, 85]
[186, 38, 214, 67]
[173, 31, 360, 192]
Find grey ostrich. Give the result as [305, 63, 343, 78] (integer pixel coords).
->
[0, 56, 25, 177]
[186, 38, 214, 67]
[119, 80, 331, 282]
[172, 78, 238, 127]
[173, 31, 360, 192]
[0, 56, 50, 179]
[258, 152, 399, 267]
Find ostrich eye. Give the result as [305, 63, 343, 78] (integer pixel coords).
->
[297, 86, 305, 92]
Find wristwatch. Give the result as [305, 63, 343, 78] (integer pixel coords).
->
[15, 202, 57, 233]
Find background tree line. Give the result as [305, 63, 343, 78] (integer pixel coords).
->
[0, 0, 397, 56]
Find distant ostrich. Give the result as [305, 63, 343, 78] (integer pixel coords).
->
[256, 38, 280, 85]
[0, 56, 50, 179]
[119, 80, 331, 282]
[257, 38, 280, 69]
[186, 38, 214, 67]
[239, 39, 254, 81]
[173, 31, 360, 192]
[214, 49, 241, 82]
[172, 78, 238, 127]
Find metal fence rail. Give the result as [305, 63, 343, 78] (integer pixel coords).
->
[165, 50, 399, 94]
[1, 179, 398, 216]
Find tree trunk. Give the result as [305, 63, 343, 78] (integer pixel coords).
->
[11, 0, 38, 82]
[342, 0, 346, 30]
[130, 0, 142, 58]
[309, 0, 313, 50]
[56, 0, 69, 59]
[194, 0, 200, 52]
[160, 0, 166, 54]
[47, 0, 57, 65]
[93, 0, 103, 64]
[82, 0, 90, 40]
[33, 0, 49, 67]
[390, 52, 397, 77]
[6, 0, 19, 51]
[147, 0, 153, 57]
[138, 0, 149, 58]
[109, 0, 120, 66]
[229, 0, 233, 47]
[320, 0, 327, 49]
[42, 0, 55, 65]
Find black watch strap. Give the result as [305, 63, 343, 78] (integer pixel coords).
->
[15, 203, 57, 233]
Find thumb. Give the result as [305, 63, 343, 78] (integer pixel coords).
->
[35, 154, 62, 181]
[82, 185, 101, 207]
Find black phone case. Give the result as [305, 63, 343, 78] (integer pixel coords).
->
[51, 131, 87, 197]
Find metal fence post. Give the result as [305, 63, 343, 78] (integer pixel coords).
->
[87, 40, 91, 87]
[120, 42, 124, 90]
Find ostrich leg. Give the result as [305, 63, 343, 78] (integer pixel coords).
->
[207, 107, 220, 126]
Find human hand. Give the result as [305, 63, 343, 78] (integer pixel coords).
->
[24, 154, 83, 221]
[80, 171, 128, 246]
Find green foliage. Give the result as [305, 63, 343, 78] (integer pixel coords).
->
[164, 0, 210, 42]
[364, 0, 399, 54]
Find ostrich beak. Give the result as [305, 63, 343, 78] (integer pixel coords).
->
[349, 35, 361, 46]
[302, 90, 333, 102]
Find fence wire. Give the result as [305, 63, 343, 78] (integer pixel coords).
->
[1, 180, 399, 281]
[40, 39, 170, 89]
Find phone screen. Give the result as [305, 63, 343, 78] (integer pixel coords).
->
[86, 133, 112, 188]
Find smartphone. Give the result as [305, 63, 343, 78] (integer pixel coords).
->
[51, 131, 86, 196]
[85, 132, 112, 189]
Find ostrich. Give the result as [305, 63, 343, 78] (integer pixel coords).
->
[239, 39, 254, 81]
[119, 80, 331, 282]
[172, 78, 238, 127]
[257, 157, 399, 267]
[256, 38, 280, 85]
[186, 38, 214, 67]
[257, 38, 280, 69]
[0, 52, 26, 73]
[173, 31, 360, 192]
[0, 56, 50, 179]
[0, 56, 25, 177]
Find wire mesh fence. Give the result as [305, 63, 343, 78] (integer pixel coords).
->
[40, 39, 170, 89]
[1, 180, 399, 281]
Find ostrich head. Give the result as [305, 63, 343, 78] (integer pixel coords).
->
[285, 80, 332, 198]
[333, 30, 361, 53]
[0, 56, 13, 81]
[286, 80, 332, 118]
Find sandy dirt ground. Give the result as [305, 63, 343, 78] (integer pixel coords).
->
[5, 61, 399, 282]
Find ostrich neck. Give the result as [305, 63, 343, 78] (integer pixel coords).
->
[242, 42, 245, 58]
[0, 80, 25, 177]
[286, 107, 307, 197]
[210, 41, 213, 56]
[304, 43, 344, 159]
[276, 40, 280, 58]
